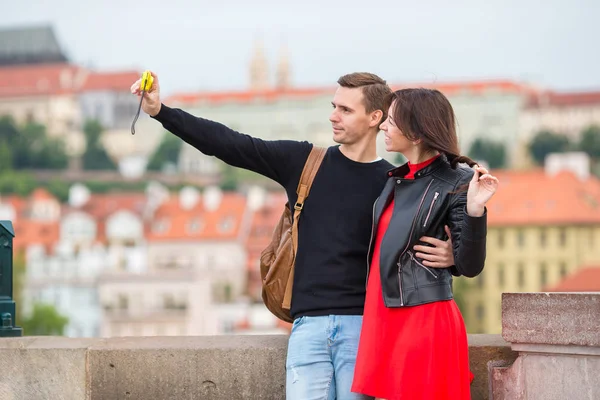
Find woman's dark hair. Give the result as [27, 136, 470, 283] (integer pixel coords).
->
[384, 88, 476, 169]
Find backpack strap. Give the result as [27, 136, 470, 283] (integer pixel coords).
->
[282, 146, 327, 310]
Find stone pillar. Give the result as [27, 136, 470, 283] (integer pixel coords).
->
[490, 292, 600, 400]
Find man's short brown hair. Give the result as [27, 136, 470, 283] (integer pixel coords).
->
[337, 72, 392, 122]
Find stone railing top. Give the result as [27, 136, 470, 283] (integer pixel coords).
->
[502, 292, 600, 347]
[0, 334, 513, 400]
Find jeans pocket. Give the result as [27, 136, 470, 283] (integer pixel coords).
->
[292, 316, 306, 331]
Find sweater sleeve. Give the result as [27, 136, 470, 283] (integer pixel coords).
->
[447, 169, 488, 278]
[152, 104, 312, 187]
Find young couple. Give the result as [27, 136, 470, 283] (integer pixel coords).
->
[132, 71, 499, 400]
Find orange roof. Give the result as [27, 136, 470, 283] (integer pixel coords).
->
[80, 71, 140, 92]
[0, 63, 140, 98]
[391, 79, 532, 96]
[246, 191, 288, 271]
[62, 192, 147, 245]
[0, 63, 83, 97]
[68, 192, 147, 220]
[545, 266, 600, 292]
[526, 90, 600, 109]
[166, 87, 332, 105]
[12, 219, 60, 254]
[167, 80, 533, 106]
[30, 188, 56, 201]
[147, 192, 247, 241]
[487, 169, 600, 226]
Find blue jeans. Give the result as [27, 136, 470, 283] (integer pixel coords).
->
[286, 315, 373, 400]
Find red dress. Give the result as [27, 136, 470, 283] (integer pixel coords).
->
[352, 156, 473, 400]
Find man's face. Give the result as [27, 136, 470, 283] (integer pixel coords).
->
[329, 86, 375, 145]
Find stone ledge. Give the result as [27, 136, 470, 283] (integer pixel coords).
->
[502, 292, 600, 347]
[0, 334, 514, 400]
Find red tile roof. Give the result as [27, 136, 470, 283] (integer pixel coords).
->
[487, 169, 600, 226]
[545, 266, 600, 292]
[12, 219, 60, 254]
[0, 63, 140, 98]
[391, 80, 532, 96]
[0, 63, 83, 97]
[62, 192, 147, 245]
[30, 188, 56, 201]
[146, 192, 247, 241]
[526, 90, 600, 109]
[167, 80, 533, 106]
[80, 71, 141, 92]
[68, 192, 147, 220]
[166, 87, 332, 105]
[245, 191, 288, 271]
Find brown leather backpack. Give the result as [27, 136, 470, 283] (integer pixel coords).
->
[259, 146, 327, 323]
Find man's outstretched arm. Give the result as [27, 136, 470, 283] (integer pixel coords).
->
[131, 72, 311, 187]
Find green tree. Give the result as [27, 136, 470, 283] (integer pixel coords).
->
[21, 303, 69, 336]
[0, 171, 37, 196]
[468, 138, 507, 169]
[0, 117, 68, 170]
[578, 125, 600, 159]
[220, 164, 239, 191]
[17, 123, 69, 170]
[0, 116, 19, 168]
[528, 130, 571, 165]
[12, 251, 26, 327]
[46, 178, 71, 202]
[82, 120, 117, 170]
[147, 133, 182, 171]
[0, 141, 12, 170]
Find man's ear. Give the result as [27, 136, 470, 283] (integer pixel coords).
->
[370, 110, 383, 128]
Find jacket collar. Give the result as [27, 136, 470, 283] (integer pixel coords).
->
[386, 153, 449, 178]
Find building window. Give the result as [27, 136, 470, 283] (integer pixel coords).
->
[540, 263, 548, 287]
[498, 263, 505, 288]
[517, 263, 525, 289]
[186, 218, 203, 234]
[558, 228, 567, 247]
[163, 294, 176, 309]
[476, 272, 484, 289]
[497, 230, 505, 248]
[152, 219, 170, 234]
[517, 230, 525, 248]
[25, 110, 35, 124]
[95, 104, 103, 120]
[218, 216, 235, 233]
[476, 303, 485, 322]
[559, 262, 568, 278]
[539, 229, 547, 247]
[118, 294, 129, 310]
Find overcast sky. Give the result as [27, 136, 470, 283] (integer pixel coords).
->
[2, 0, 599, 96]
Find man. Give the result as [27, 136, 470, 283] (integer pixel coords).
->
[131, 72, 454, 399]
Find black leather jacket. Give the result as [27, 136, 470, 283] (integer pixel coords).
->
[367, 155, 487, 307]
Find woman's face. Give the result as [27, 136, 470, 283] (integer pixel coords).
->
[379, 102, 414, 154]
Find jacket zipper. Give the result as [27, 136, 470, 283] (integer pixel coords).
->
[423, 192, 439, 228]
[397, 179, 435, 306]
[365, 197, 378, 289]
[409, 251, 438, 278]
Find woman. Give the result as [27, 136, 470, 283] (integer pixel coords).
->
[351, 88, 499, 400]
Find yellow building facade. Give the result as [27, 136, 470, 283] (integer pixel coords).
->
[457, 164, 600, 333]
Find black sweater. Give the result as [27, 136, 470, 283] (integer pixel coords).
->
[153, 104, 394, 318]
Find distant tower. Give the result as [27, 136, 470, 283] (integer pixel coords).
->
[249, 38, 269, 91]
[276, 43, 291, 90]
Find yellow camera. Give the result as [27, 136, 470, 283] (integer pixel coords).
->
[131, 70, 154, 135]
[140, 70, 154, 92]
